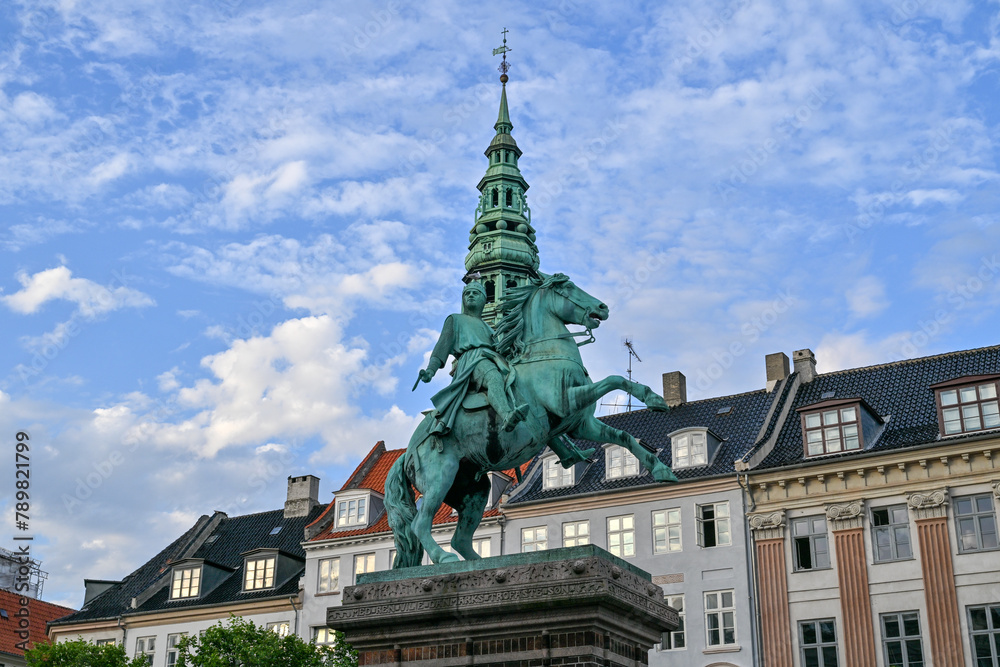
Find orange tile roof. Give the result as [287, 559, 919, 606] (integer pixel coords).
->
[309, 445, 530, 542]
[0, 589, 74, 657]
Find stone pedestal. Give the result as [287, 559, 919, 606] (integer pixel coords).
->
[328, 545, 678, 667]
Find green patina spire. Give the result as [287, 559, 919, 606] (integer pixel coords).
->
[464, 29, 539, 326]
[495, 83, 512, 135]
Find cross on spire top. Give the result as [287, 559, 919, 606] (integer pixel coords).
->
[492, 27, 511, 82]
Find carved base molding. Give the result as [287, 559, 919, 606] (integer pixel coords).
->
[329, 546, 677, 666]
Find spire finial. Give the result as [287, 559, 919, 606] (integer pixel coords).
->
[493, 27, 511, 84]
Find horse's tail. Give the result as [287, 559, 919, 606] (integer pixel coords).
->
[385, 453, 423, 568]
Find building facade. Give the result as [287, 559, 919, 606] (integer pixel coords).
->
[47, 476, 325, 666]
[743, 345, 1000, 667]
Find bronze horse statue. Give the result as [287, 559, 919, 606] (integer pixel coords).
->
[386, 273, 677, 567]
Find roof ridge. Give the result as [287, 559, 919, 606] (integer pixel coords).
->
[599, 386, 768, 418]
[817, 343, 1000, 378]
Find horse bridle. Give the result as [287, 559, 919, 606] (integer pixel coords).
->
[517, 281, 598, 356]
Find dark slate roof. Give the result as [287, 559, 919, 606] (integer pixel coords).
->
[756, 344, 1000, 470]
[51, 505, 325, 626]
[506, 387, 775, 504]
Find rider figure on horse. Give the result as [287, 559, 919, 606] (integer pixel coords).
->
[416, 281, 529, 434]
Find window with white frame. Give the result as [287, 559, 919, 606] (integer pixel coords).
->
[266, 621, 290, 637]
[872, 505, 912, 562]
[244, 555, 276, 590]
[354, 553, 376, 583]
[521, 526, 547, 552]
[969, 604, 1000, 666]
[705, 590, 737, 647]
[337, 497, 367, 527]
[936, 379, 1000, 435]
[802, 404, 863, 456]
[170, 566, 201, 599]
[792, 516, 830, 570]
[652, 509, 681, 553]
[563, 520, 590, 547]
[313, 627, 336, 645]
[607, 515, 635, 558]
[135, 636, 155, 665]
[605, 445, 639, 479]
[165, 633, 186, 667]
[881, 611, 924, 667]
[317, 557, 340, 594]
[800, 619, 838, 666]
[473, 537, 491, 557]
[672, 431, 707, 468]
[659, 595, 685, 651]
[955, 494, 999, 553]
[389, 549, 397, 567]
[696, 502, 731, 548]
[543, 456, 574, 488]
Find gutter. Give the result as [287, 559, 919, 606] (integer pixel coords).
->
[738, 473, 762, 667]
[288, 596, 299, 638]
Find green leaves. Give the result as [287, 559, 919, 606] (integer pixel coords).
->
[176, 617, 357, 667]
[25, 638, 149, 667]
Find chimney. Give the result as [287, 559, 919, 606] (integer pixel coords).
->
[662, 371, 687, 407]
[765, 352, 790, 391]
[793, 349, 817, 383]
[284, 475, 320, 518]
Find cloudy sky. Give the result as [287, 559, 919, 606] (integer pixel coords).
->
[1, 0, 998, 608]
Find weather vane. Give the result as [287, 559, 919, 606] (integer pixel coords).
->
[492, 27, 511, 82]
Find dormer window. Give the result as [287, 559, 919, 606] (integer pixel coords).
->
[170, 566, 201, 599]
[337, 498, 367, 527]
[543, 455, 574, 489]
[605, 445, 639, 479]
[669, 428, 723, 469]
[798, 398, 883, 458]
[932, 376, 1000, 436]
[244, 555, 276, 591]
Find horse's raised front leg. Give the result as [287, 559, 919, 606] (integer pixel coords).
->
[566, 375, 670, 415]
[570, 415, 679, 483]
[411, 447, 461, 564]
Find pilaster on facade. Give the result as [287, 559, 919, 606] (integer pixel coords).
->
[747, 510, 793, 667]
[825, 500, 864, 531]
[906, 487, 949, 520]
[832, 524, 877, 667]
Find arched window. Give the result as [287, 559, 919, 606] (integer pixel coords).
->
[506, 279, 517, 289]
[484, 280, 496, 303]
[492, 189, 498, 207]
[505, 189, 513, 207]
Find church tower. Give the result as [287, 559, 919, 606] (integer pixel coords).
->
[464, 31, 539, 326]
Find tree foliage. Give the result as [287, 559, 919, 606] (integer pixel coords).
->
[25, 638, 148, 667]
[177, 617, 357, 667]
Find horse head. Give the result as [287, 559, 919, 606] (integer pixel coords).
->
[539, 273, 609, 330]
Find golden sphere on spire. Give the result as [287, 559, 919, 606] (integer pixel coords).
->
[500, 74, 508, 84]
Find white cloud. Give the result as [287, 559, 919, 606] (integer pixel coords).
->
[847, 276, 889, 318]
[2, 266, 154, 317]
[129, 315, 419, 458]
[88, 153, 132, 186]
[906, 189, 964, 206]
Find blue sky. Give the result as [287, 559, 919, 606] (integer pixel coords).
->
[0, 0, 998, 608]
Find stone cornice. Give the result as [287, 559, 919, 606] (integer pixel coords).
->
[907, 488, 949, 520]
[826, 501, 864, 531]
[747, 510, 786, 540]
[748, 438, 999, 511]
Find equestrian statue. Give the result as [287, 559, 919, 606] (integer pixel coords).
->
[386, 273, 678, 567]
